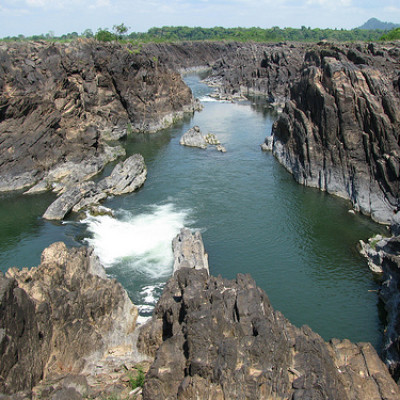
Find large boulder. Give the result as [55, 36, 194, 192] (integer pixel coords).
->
[180, 126, 207, 149]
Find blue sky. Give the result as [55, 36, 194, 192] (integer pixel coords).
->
[1, 0, 399, 37]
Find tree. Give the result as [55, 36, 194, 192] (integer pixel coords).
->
[95, 28, 115, 42]
[82, 29, 94, 38]
[113, 23, 129, 39]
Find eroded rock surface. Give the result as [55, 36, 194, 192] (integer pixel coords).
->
[271, 44, 400, 224]
[0, 242, 140, 396]
[42, 154, 147, 220]
[138, 230, 400, 400]
[0, 41, 197, 194]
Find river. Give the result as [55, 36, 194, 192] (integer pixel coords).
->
[0, 74, 388, 351]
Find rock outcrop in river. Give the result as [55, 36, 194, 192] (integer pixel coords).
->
[0, 40, 198, 194]
[42, 153, 147, 220]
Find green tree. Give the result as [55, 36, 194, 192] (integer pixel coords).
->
[95, 28, 115, 42]
[113, 23, 129, 39]
[82, 28, 94, 38]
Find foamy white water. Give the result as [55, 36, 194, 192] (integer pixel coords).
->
[199, 96, 229, 103]
[84, 203, 190, 279]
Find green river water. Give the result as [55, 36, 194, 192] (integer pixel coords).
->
[0, 75, 388, 351]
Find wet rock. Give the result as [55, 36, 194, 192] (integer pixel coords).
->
[42, 181, 96, 220]
[179, 126, 207, 149]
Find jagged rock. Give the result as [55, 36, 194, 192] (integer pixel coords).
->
[0, 41, 197, 194]
[138, 230, 400, 400]
[179, 126, 207, 149]
[377, 235, 400, 382]
[172, 228, 209, 274]
[216, 144, 226, 153]
[42, 181, 96, 220]
[43, 154, 147, 220]
[271, 45, 400, 225]
[0, 242, 140, 396]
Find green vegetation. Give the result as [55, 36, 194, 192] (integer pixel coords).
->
[380, 27, 400, 41]
[129, 366, 145, 390]
[0, 24, 392, 43]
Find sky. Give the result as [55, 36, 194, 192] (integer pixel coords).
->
[1, 0, 400, 38]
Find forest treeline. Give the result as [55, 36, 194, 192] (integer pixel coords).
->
[1, 24, 399, 43]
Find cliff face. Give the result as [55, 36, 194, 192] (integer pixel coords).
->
[271, 44, 400, 224]
[0, 41, 197, 193]
[141, 41, 305, 104]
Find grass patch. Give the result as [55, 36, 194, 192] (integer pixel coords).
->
[129, 366, 145, 390]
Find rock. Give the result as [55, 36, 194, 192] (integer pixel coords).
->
[261, 135, 274, 151]
[0, 41, 197, 195]
[0, 242, 140, 395]
[204, 133, 220, 145]
[98, 154, 147, 196]
[378, 235, 400, 382]
[271, 45, 400, 225]
[138, 230, 400, 400]
[42, 181, 96, 220]
[216, 144, 226, 153]
[43, 154, 147, 220]
[179, 126, 207, 149]
[172, 228, 209, 274]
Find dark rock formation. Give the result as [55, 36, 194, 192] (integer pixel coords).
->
[42, 153, 147, 220]
[140, 42, 306, 106]
[0, 242, 139, 395]
[271, 43, 400, 224]
[138, 229, 400, 400]
[0, 41, 197, 194]
[363, 234, 400, 383]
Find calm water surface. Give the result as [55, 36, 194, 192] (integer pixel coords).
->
[0, 75, 387, 350]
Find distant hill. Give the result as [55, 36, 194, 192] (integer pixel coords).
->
[358, 18, 400, 30]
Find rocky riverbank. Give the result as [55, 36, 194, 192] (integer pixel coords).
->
[270, 43, 400, 225]
[0, 242, 146, 399]
[0, 40, 198, 195]
[2, 232, 399, 399]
